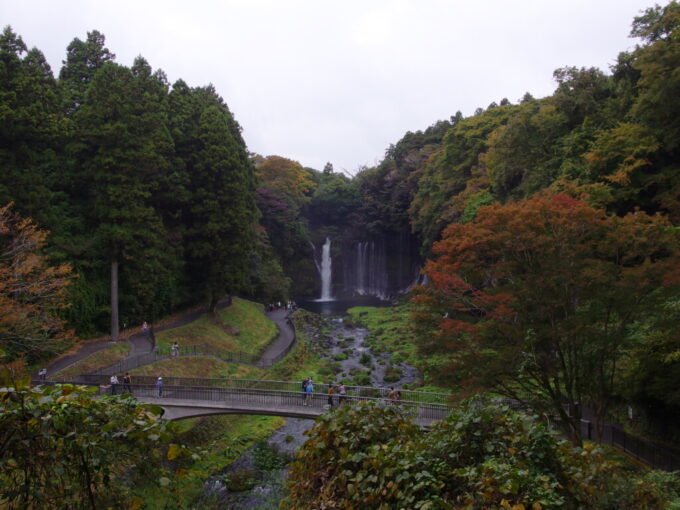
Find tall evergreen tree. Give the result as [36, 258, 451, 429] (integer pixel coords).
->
[169, 83, 257, 313]
[59, 30, 114, 114]
[0, 27, 62, 225]
[72, 59, 176, 339]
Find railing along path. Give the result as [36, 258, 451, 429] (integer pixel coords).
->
[40, 377, 452, 426]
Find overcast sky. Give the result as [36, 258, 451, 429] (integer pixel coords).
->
[2, 0, 655, 175]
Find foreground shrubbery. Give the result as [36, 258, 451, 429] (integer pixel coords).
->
[0, 370, 176, 509]
[284, 399, 680, 509]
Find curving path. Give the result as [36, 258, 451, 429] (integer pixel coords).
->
[38, 300, 294, 378]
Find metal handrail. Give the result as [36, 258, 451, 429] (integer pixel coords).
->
[97, 382, 451, 422]
[76, 375, 453, 405]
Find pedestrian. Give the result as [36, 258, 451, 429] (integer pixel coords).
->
[38, 367, 47, 381]
[171, 342, 179, 357]
[305, 379, 314, 406]
[142, 321, 149, 336]
[110, 374, 119, 395]
[387, 387, 398, 404]
[301, 377, 309, 403]
[338, 382, 346, 406]
[327, 382, 335, 408]
[123, 372, 132, 393]
[156, 376, 163, 397]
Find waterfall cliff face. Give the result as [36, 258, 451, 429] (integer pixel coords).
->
[344, 240, 389, 299]
[341, 234, 421, 300]
[309, 233, 422, 301]
[318, 237, 333, 301]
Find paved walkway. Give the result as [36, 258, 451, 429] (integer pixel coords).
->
[260, 308, 295, 362]
[38, 300, 295, 378]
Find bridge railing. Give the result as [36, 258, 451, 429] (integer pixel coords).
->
[105, 383, 451, 422]
[78, 375, 452, 405]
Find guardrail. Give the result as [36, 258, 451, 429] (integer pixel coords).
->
[581, 420, 680, 471]
[77, 375, 453, 406]
[102, 382, 451, 422]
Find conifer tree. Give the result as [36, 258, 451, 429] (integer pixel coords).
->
[169, 83, 257, 313]
[0, 27, 62, 226]
[72, 59, 175, 340]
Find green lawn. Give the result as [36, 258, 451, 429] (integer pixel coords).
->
[54, 342, 131, 380]
[130, 356, 266, 379]
[155, 297, 277, 355]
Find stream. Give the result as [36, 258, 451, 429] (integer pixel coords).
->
[196, 310, 419, 509]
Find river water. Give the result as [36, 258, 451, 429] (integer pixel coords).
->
[297, 296, 392, 315]
[197, 305, 418, 508]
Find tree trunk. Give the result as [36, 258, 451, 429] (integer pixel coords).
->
[209, 293, 231, 317]
[111, 259, 119, 342]
[562, 402, 583, 446]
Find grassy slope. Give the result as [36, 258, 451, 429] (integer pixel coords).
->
[130, 356, 266, 379]
[155, 297, 277, 355]
[54, 298, 276, 381]
[54, 342, 131, 380]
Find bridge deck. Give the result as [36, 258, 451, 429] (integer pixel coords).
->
[113, 383, 450, 427]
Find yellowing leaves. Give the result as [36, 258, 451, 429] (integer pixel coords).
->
[167, 443, 183, 460]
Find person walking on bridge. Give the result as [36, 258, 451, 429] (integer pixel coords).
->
[327, 382, 336, 408]
[110, 374, 119, 395]
[156, 376, 163, 397]
[338, 382, 346, 406]
[301, 377, 309, 403]
[304, 379, 314, 406]
[123, 372, 132, 393]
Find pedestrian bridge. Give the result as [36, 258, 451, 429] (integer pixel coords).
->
[81, 376, 453, 427]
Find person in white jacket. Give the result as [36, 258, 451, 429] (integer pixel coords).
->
[110, 374, 119, 395]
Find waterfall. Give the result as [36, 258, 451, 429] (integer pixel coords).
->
[347, 240, 389, 299]
[318, 237, 334, 301]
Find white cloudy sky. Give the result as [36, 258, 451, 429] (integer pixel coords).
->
[2, 0, 655, 174]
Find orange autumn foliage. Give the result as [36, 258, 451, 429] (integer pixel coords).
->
[413, 192, 680, 444]
[0, 204, 73, 362]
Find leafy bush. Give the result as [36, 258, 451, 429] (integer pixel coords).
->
[0, 377, 173, 508]
[359, 352, 372, 365]
[383, 365, 402, 382]
[350, 373, 371, 386]
[252, 441, 289, 471]
[333, 352, 348, 361]
[226, 468, 258, 491]
[284, 398, 679, 509]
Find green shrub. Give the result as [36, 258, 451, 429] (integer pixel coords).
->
[286, 398, 679, 509]
[226, 468, 258, 491]
[252, 441, 288, 471]
[352, 373, 371, 386]
[359, 352, 372, 365]
[383, 365, 402, 382]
